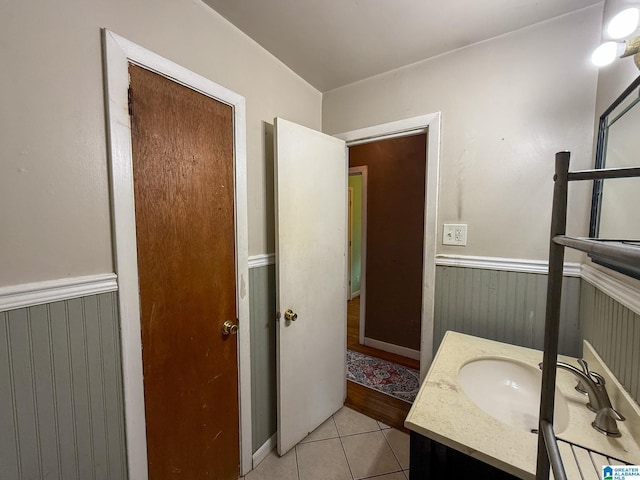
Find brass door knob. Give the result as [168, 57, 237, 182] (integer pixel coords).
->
[284, 309, 298, 322]
[222, 320, 239, 336]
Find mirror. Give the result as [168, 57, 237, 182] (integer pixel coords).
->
[590, 75, 640, 241]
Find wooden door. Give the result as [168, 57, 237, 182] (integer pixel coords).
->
[274, 118, 348, 455]
[129, 64, 239, 479]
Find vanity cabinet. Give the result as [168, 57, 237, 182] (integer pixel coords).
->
[409, 431, 520, 480]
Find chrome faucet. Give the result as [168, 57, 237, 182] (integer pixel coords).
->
[539, 360, 625, 437]
[554, 361, 605, 411]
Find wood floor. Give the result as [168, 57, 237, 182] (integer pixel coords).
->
[345, 297, 419, 433]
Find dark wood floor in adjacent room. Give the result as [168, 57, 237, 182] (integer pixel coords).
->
[345, 297, 420, 433]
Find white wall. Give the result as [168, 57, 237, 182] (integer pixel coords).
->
[0, 0, 321, 286]
[594, 0, 640, 118]
[323, 6, 603, 262]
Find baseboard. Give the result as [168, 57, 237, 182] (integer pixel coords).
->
[435, 254, 581, 277]
[363, 337, 420, 360]
[252, 433, 277, 468]
[248, 254, 275, 269]
[0, 273, 118, 312]
[350, 290, 360, 299]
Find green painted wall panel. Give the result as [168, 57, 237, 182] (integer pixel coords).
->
[434, 266, 581, 357]
[0, 292, 127, 480]
[581, 280, 640, 404]
[249, 264, 277, 452]
[0, 269, 281, 473]
[7, 264, 635, 475]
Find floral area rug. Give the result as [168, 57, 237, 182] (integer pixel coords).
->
[346, 349, 420, 403]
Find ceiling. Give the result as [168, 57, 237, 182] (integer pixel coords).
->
[203, 0, 602, 92]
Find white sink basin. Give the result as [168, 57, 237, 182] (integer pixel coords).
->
[458, 357, 570, 434]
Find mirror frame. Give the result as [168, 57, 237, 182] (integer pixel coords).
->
[589, 74, 640, 238]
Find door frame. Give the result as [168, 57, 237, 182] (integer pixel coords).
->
[335, 113, 440, 380]
[348, 186, 353, 300]
[102, 30, 252, 478]
[348, 166, 368, 340]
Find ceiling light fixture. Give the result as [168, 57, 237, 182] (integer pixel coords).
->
[608, 7, 640, 39]
[592, 6, 640, 69]
[592, 37, 640, 68]
[592, 41, 624, 66]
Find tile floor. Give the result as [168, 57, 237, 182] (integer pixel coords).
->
[244, 406, 410, 480]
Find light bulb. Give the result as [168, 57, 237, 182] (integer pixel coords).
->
[608, 8, 640, 39]
[592, 41, 620, 66]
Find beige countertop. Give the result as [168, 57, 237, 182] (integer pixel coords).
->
[405, 331, 640, 479]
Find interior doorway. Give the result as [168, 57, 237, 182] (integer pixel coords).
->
[348, 166, 367, 317]
[348, 186, 354, 299]
[344, 134, 425, 430]
[103, 30, 252, 479]
[337, 113, 440, 431]
[350, 133, 426, 358]
[336, 113, 440, 379]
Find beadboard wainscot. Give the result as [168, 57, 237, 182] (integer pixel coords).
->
[435, 255, 582, 357]
[581, 262, 640, 405]
[0, 275, 127, 479]
[248, 254, 277, 466]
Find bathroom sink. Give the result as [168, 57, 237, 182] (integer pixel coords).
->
[458, 357, 570, 434]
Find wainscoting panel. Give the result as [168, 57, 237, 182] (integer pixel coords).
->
[0, 292, 127, 480]
[581, 280, 640, 404]
[434, 266, 581, 357]
[249, 264, 277, 453]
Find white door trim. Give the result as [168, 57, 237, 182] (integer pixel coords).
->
[336, 113, 441, 380]
[102, 30, 252, 478]
[348, 166, 368, 344]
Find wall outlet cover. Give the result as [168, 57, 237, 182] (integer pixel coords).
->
[443, 224, 467, 246]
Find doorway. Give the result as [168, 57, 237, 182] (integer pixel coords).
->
[336, 113, 441, 378]
[348, 167, 366, 310]
[103, 30, 252, 479]
[351, 134, 426, 355]
[337, 114, 440, 428]
[344, 134, 425, 429]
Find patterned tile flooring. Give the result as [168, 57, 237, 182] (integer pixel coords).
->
[243, 406, 410, 480]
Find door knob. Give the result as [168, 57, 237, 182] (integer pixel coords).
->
[284, 309, 298, 322]
[222, 320, 239, 336]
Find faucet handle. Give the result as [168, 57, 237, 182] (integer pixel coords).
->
[590, 371, 606, 387]
[577, 358, 590, 375]
[592, 407, 625, 437]
[575, 359, 591, 395]
[610, 408, 625, 422]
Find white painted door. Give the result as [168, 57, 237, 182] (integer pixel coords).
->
[274, 117, 348, 455]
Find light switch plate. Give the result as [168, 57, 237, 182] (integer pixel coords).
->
[443, 224, 467, 246]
